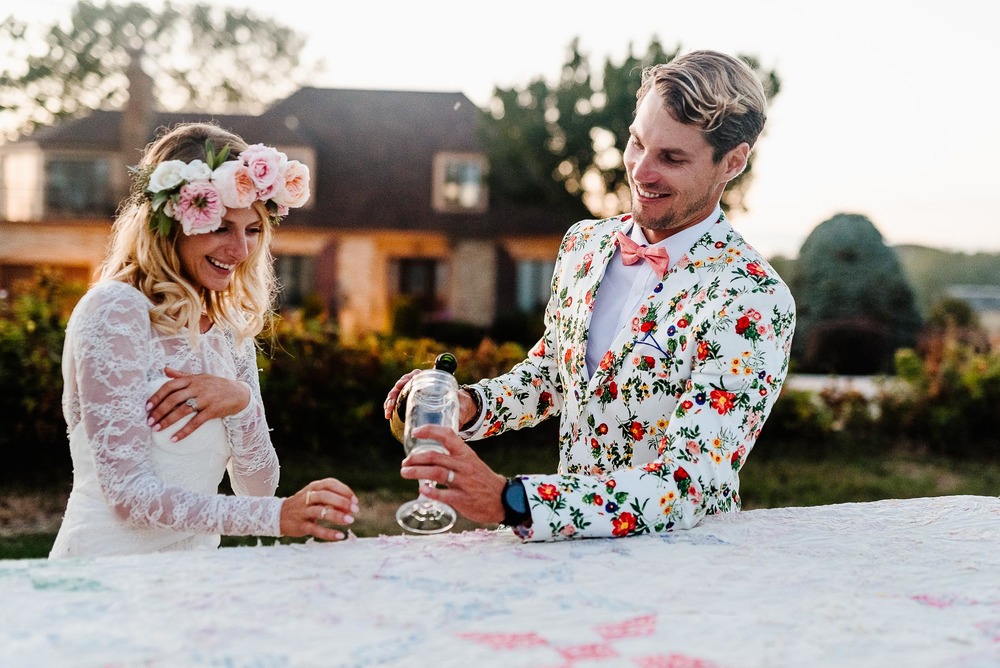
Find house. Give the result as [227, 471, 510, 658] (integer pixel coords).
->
[0, 60, 566, 339]
[946, 284, 1000, 349]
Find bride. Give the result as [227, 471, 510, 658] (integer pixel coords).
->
[50, 122, 357, 558]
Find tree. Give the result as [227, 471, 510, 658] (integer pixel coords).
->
[0, 1, 318, 141]
[479, 38, 781, 221]
[790, 213, 923, 374]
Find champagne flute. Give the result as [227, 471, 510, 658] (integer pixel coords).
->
[394, 358, 459, 534]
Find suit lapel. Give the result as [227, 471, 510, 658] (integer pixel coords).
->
[585, 214, 734, 394]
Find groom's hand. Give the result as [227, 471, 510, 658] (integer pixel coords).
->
[401, 424, 507, 524]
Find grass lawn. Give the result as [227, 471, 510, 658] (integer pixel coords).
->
[3, 454, 998, 559]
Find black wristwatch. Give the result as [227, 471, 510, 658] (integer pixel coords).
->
[501, 477, 531, 527]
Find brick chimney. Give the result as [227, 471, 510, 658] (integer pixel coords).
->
[114, 47, 154, 203]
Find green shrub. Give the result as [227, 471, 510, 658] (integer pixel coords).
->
[0, 272, 84, 485]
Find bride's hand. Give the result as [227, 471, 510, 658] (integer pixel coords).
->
[145, 366, 251, 441]
[280, 478, 359, 541]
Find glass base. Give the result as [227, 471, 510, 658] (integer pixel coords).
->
[396, 496, 457, 534]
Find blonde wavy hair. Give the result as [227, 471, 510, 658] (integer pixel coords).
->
[638, 50, 767, 163]
[99, 122, 277, 343]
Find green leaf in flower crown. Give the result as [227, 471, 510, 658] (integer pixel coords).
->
[215, 143, 231, 166]
[156, 209, 172, 236]
[151, 192, 168, 210]
[204, 140, 232, 170]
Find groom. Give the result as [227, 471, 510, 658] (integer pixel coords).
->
[387, 49, 795, 541]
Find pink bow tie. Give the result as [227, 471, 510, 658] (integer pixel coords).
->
[616, 230, 670, 276]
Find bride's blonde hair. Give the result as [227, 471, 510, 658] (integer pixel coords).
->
[99, 122, 276, 343]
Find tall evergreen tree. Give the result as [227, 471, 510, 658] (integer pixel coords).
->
[791, 213, 923, 374]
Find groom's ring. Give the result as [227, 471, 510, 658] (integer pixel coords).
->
[446, 470, 455, 485]
[306, 491, 314, 505]
[185, 398, 199, 412]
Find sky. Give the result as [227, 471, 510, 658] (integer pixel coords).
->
[12, 0, 1000, 259]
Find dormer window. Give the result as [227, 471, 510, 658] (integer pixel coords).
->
[432, 152, 487, 214]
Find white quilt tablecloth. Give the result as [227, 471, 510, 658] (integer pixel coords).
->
[1, 495, 998, 667]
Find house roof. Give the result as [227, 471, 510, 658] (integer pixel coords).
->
[28, 109, 308, 152]
[947, 285, 1000, 312]
[18, 88, 570, 238]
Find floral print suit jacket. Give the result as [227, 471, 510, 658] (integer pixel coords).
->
[468, 213, 795, 541]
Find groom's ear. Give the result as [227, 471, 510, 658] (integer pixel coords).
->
[721, 143, 750, 182]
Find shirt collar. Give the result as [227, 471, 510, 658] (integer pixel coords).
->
[627, 203, 722, 259]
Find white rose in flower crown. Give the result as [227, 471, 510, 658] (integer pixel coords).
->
[240, 144, 287, 190]
[272, 160, 311, 208]
[147, 160, 188, 193]
[180, 159, 213, 183]
[212, 161, 258, 209]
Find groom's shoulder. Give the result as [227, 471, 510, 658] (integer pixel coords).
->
[562, 213, 628, 247]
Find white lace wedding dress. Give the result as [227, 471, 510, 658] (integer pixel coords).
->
[49, 280, 284, 558]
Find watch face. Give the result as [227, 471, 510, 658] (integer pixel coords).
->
[505, 480, 528, 514]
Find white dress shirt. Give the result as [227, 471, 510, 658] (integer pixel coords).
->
[584, 205, 722, 377]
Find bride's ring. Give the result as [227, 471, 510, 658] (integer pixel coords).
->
[306, 490, 314, 505]
[185, 398, 199, 412]
[320, 507, 328, 520]
[446, 469, 455, 485]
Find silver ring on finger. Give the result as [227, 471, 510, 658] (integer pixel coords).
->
[185, 397, 199, 412]
[446, 469, 455, 485]
[320, 506, 328, 520]
[306, 490, 314, 506]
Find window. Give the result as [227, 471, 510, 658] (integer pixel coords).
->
[432, 152, 488, 213]
[389, 258, 447, 312]
[516, 260, 553, 313]
[44, 159, 113, 216]
[274, 254, 316, 309]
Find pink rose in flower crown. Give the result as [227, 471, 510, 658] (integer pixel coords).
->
[212, 161, 258, 209]
[239, 144, 287, 190]
[175, 182, 224, 235]
[272, 160, 311, 208]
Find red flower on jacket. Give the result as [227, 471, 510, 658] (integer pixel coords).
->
[537, 483, 559, 501]
[628, 421, 645, 440]
[746, 262, 767, 277]
[697, 340, 710, 360]
[709, 389, 737, 414]
[599, 351, 614, 371]
[640, 320, 655, 333]
[611, 512, 637, 537]
[673, 467, 691, 485]
[596, 423, 609, 435]
[735, 316, 752, 335]
[484, 422, 503, 438]
[531, 339, 546, 358]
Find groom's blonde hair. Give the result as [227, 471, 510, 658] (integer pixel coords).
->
[638, 50, 767, 163]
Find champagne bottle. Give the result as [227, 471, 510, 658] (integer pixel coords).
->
[389, 352, 459, 444]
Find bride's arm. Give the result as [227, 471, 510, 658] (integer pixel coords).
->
[224, 333, 281, 497]
[73, 284, 282, 537]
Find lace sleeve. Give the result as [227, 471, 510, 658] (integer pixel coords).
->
[224, 332, 281, 496]
[70, 283, 282, 537]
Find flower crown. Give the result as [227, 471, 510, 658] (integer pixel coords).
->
[133, 141, 310, 236]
